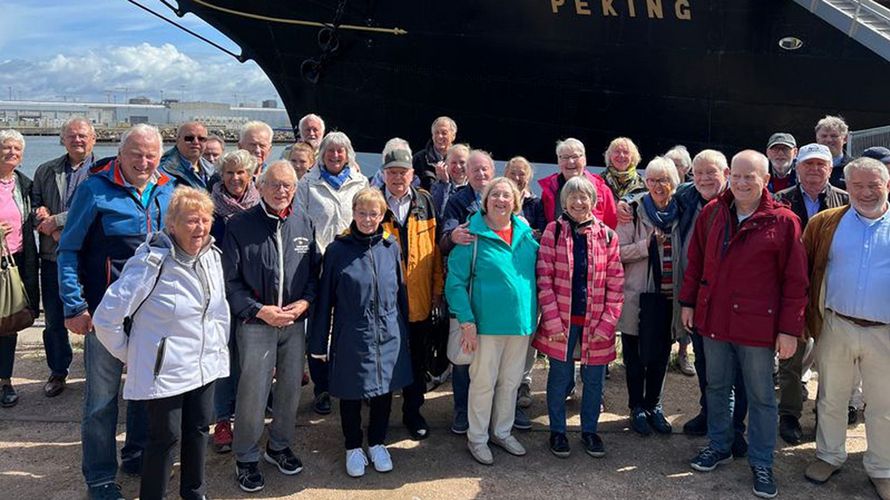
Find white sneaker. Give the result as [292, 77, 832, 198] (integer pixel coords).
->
[345, 448, 368, 478]
[368, 444, 393, 473]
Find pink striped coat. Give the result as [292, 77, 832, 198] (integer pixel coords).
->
[532, 217, 625, 365]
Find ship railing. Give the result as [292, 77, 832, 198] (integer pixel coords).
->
[847, 124, 890, 157]
[797, 0, 890, 63]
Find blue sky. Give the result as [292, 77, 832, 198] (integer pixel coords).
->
[0, 1, 280, 105]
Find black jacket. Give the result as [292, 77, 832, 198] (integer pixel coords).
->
[412, 139, 443, 192]
[774, 183, 849, 229]
[222, 203, 321, 323]
[829, 153, 853, 190]
[7, 170, 39, 313]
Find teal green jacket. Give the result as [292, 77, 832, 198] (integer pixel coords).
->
[445, 211, 539, 335]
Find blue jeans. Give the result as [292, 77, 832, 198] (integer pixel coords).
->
[691, 331, 747, 435]
[452, 363, 470, 421]
[40, 259, 72, 377]
[703, 337, 776, 467]
[547, 325, 605, 434]
[213, 323, 239, 421]
[82, 332, 148, 487]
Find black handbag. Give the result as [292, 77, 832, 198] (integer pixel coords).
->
[637, 236, 673, 364]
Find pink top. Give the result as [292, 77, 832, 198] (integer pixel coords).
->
[0, 177, 23, 254]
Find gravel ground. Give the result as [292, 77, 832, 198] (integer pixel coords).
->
[0, 324, 876, 499]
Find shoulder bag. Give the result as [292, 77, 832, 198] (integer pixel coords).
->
[446, 239, 478, 365]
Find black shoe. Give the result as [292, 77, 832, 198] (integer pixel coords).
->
[847, 406, 859, 426]
[581, 432, 605, 458]
[0, 384, 18, 408]
[513, 406, 532, 431]
[88, 483, 125, 500]
[235, 461, 265, 492]
[751, 465, 778, 498]
[313, 392, 332, 415]
[732, 432, 749, 458]
[44, 375, 66, 398]
[549, 432, 571, 458]
[263, 446, 303, 475]
[404, 414, 430, 441]
[630, 407, 652, 436]
[682, 413, 708, 436]
[120, 455, 142, 476]
[647, 408, 673, 434]
[779, 415, 802, 445]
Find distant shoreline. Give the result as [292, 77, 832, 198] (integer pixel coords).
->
[19, 128, 297, 144]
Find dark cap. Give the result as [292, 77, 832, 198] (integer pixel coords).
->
[382, 149, 413, 169]
[861, 146, 890, 164]
[767, 132, 796, 149]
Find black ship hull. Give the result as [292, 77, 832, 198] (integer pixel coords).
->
[176, 0, 890, 162]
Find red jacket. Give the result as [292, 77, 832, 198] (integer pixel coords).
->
[538, 171, 618, 229]
[678, 188, 808, 348]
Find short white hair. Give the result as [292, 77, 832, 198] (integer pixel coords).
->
[317, 131, 357, 169]
[559, 175, 598, 209]
[644, 156, 681, 188]
[220, 149, 258, 177]
[239, 120, 273, 143]
[119, 124, 162, 153]
[60, 117, 95, 140]
[692, 149, 728, 171]
[298, 113, 325, 133]
[0, 129, 25, 150]
[381, 137, 412, 158]
[257, 159, 297, 185]
[556, 137, 585, 157]
[845, 157, 889, 183]
[664, 145, 692, 171]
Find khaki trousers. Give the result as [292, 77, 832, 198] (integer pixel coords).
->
[467, 335, 530, 445]
[815, 311, 890, 478]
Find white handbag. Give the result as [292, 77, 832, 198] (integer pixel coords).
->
[446, 239, 478, 365]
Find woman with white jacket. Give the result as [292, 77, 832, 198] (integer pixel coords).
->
[93, 187, 230, 500]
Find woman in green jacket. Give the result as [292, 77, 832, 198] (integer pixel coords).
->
[445, 177, 539, 466]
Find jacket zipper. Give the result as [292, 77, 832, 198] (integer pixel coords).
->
[153, 337, 167, 378]
[275, 220, 284, 307]
[368, 243, 383, 386]
[197, 258, 209, 387]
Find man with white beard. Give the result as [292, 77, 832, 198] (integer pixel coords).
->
[766, 133, 798, 193]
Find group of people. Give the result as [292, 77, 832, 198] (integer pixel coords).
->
[0, 111, 887, 500]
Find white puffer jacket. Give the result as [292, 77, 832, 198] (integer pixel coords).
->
[94, 231, 231, 400]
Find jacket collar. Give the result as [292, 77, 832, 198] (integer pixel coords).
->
[467, 210, 533, 244]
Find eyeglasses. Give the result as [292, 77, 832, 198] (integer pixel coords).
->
[182, 135, 208, 143]
[265, 181, 295, 192]
[558, 153, 584, 162]
[355, 210, 383, 219]
[646, 178, 673, 186]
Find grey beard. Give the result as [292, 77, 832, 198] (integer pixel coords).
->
[771, 160, 793, 177]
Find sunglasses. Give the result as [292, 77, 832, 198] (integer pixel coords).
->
[182, 135, 208, 143]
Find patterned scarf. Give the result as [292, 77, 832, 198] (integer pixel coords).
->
[602, 165, 645, 200]
[211, 181, 261, 221]
[319, 165, 352, 190]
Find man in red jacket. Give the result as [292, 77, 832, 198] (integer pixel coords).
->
[679, 150, 809, 499]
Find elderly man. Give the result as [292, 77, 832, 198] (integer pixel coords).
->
[800, 158, 890, 499]
[202, 134, 225, 165]
[30, 117, 96, 397]
[222, 160, 320, 493]
[298, 113, 325, 149]
[766, 133, 798, 193]
[772, 143, 849, 444]
[238, 120, 274, 172]
[681, 150, 808, 499]
[538, 138, 617, 229]
[377, 145, 444, 440]
[815, 115, 853, 189]
[159, 121, 215, 190]
[57, 124, 174, 500]
[413, 116, 457, 191]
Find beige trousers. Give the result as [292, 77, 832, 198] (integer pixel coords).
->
[467, 335, 530, 445]
[815, 310, 890, 478]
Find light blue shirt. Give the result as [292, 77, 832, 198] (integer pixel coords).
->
[825, 206, 890, 323]
[801, 186, 821, 220]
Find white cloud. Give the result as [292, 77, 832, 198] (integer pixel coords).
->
[0, 42, 279, 105]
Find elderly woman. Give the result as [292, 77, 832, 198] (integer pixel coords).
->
[208, 149, 260, 452]
[0, 129, 39, 408]
[601, 137, 647, 202]
[616, 156, 683, 437]
[446, 177, 539, 465]
[505, 156, 546, 236]
[93, 187, 230, 500]
[533, 175, 624, 458]
[538, 138, 617, 228]
[310, 187, 412, 478]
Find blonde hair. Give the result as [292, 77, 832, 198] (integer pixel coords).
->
[351, 187, 387, 213]
[165, 186, 214, 227]
[604, 137, 642, 169]
[481, 177, 522, 215]
[505, 156, 534, 177]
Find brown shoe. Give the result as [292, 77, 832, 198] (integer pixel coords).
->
[804, 459, 841, 484]
[43, 375, 66, 398]
[872, 477, 890, 500]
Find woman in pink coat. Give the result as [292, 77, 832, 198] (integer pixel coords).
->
[532, 175, 624, 459]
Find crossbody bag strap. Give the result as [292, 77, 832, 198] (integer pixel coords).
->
[468, 238, 478, 301]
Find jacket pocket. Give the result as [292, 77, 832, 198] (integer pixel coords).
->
[153, 337, 168, 378]
[729, 294, 777, 341]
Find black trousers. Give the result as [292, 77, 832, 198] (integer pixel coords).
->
[622, 334, 671, 412]
[426, 313, 451, 378]
[339, 392, 393, 450]
[140, 381, 215, 500]
[402, 319, 431, 423]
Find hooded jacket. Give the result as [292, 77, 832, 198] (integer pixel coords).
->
[57, 156, 174, 318]
[93, 231, 230, 400]
[309, 225, 412, 400]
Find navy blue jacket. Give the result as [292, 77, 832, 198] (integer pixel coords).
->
[221, 203, 320, 322]
[438, 184, 482, 255]
[57, 157, 174, 317]
[159, 147, 215, 191]
[309, 225, 412, 400]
